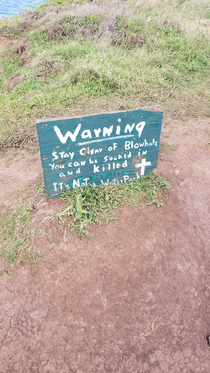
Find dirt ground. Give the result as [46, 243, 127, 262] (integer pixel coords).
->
[0, 116, 210, 373]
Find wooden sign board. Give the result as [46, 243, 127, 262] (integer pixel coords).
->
[36, 109, 163, 199]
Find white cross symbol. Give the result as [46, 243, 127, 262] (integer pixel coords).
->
[135, 158, 151, 176]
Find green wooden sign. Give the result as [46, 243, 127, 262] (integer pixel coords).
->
[36, 109, 163, 199]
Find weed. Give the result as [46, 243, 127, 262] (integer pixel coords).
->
[78, 15, 99, 33]
[160, 142, 176, 154]
[115, 15, 129, 32]
[112, 15, 146, 47]
[55, 173, 170, 237]
[204, 12, 210, 19]
[36, 182, 46, 195]
[0, 203, 38, 269]
[27, 28, 48, 43]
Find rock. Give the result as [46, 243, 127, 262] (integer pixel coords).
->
[30, 308, 48, 320]
[174, 169, 179, 176]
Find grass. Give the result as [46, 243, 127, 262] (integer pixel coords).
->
[36, 182, 46, 195]
[0, 0, 210, 149]
[0, 202, 38, 273]
[55, 173, 170, 237]
[0, 174, 169, 254]
[159, 142, 176, 154]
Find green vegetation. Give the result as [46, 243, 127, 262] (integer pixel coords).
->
[0, 0, 210, 149]
[160, 142, 176, 154]
[204, 12, 210, 19]
[36, 182, 46, 195]
[56, 173, 170, 236]
[0, 203, 38, 272]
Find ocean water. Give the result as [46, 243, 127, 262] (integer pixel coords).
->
[0, 0, 45, 17]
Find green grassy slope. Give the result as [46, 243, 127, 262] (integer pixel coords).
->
[0, 0, 210, 149]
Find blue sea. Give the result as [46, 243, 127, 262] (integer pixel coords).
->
[0, 0, 45, 17]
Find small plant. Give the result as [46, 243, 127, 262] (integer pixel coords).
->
[55, 174, 170, 237]
[36, 182, 46, 196]
[160, 142, 176, 154]
[27, 28, 48, 43]
[113, 15, 146, 48]
[78, 15, 100, 33]
[115, 15, 129, 31]
[204, 12, 210, 19]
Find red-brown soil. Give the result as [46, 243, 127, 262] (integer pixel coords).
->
[0, 117, 210, 373]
